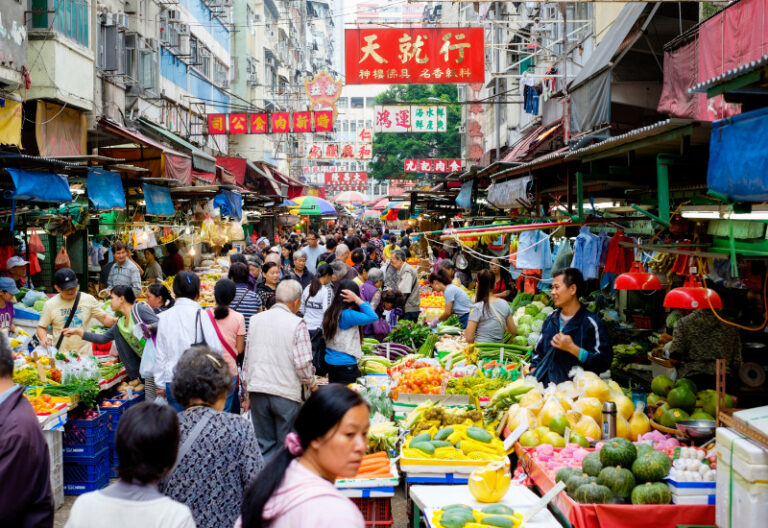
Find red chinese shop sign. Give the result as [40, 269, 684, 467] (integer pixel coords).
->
[345, 27, 485, 84]
[404, 159, 462, 173]
[325, 172, 368, 192]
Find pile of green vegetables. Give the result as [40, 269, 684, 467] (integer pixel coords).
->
[385, 320, 431, 350]
[446, 375, 508, 397]
[42, 379, 100, 408]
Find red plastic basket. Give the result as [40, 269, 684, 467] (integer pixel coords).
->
[92, 342, 112, 355]
[351, 497, 393, 527]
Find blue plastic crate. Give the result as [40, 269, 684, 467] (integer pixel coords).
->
[64, 447, 110, 483]
[64, 412, 109, 447]
[64, 438, 107, 458]
[64, 474, 110, 495]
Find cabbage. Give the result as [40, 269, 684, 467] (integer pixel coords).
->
[515, 307, 527, 318]
[22, 290, 47, 307]
[541, 306, 554, 315]
[530, 301, 545, 311]
[524, 305, 540, 316]
[531, 319, 544, 332]
[513, 336, 528, 347]
[518, 314, 533, 327]
[527, 332, 541, 347]
[535, 312, 548, 321]
[33, 299, 47, 312]
[517, 324, 531, 336]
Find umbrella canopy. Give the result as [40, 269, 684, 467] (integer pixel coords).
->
[289, 196, 337, 215]
[333, 191, 368, 205]
[362, 209, 380, 219]
[381, 201, 410, 221]
[371, 198, 390, 211]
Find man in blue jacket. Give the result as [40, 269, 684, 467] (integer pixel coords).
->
[531, 268, 612, 385]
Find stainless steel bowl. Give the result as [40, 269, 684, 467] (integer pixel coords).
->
[676, 420, 716, 439]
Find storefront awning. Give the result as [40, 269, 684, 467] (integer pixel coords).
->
[503, 122, 561, 163]
[5, 168, 73, 203]
[247, 161, 282, 196]
[137, 117, 217, 174]
[98, 118, 192, 184]
[87, 168, 125, 210]
[142, 183, 175, 216]
[216, 156, 247, 186]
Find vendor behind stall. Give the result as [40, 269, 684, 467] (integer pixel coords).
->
[0, 278, 18, 334]
[5, 256, 31, 289]
[36, 268, 117, 355]
[429, 270, 472, 328]
[531, 268, 612, 385]
[667, 309, 741, 389]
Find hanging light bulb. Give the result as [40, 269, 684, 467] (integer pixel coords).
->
[614, 262, 662, 290]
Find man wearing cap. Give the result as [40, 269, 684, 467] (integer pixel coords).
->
[106, 241, 142, 297]
[0, 278, 18, 334]
[36, 268, 117, 355]
[5, 256, 31, 289]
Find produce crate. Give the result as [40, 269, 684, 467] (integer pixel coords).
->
[92, 342, 113, 355]
[352, 497, 393, 527]
[64, 474, 110, 495]
[64, 411, 109, 447]
[63, 447, 110, 484]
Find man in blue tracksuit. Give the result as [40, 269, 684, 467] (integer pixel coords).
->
[531, 268, 612, 385]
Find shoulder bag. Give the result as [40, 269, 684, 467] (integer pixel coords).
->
[191, 310, 208, 347]
[487, 301, 508, 334]
[206, 309, 238, 361]
[55, 292, 81, 350]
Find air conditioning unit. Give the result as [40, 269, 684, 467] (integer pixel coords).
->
[247, 73, 259, 85]
[177, 23, 190, 35]
[146, 38, 159, 51]
[178, 34, 190, 55]
[167, 9, 180, 20]
[116, 13, 129, 28]
[221, 79, 230, 89]
[101, 12, 115, 26]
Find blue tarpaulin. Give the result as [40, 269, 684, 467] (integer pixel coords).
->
[213, 189, 242, 221]
[142, 183, 175, 216]
[708, 106, 768, 202]
[87, 169, 125, 210]
[456, 180, 473, 210]
[5, 169, 72, 203]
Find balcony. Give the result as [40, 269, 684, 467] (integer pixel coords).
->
[31, 0, 89, 48]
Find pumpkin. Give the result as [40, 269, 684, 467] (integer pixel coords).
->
[599, 437, 637, 468]
[631, 482, 672, 505]
[598, 466, 636, 499]
[566, 473, 598, 495]
[631, 451, 671, 483]
[573, 483, 614, 504]
[556, 467, 582, 484]
[582, 451, 603, 477]
[636, 443, 655, 456]
[468, 461, 511, 503]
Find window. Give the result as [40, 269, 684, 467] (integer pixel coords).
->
[31, 0, 88, 47]
[350, 121, 357, 132]
[139, 47, 158, 93]
[189, 37, 199, 65]
[365, 120, 372, 129]
[358, 119, 365, 129]
[198, 46, 211, 78]
[365, 97, 377, 107]
[214, 60, 227, 86]
[336, 97, 348, 108]
[98, 20, 120, 71]
[351, 97, 364, 108]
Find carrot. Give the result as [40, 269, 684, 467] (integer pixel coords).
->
[358, 462, 389, 473]
[356, 468, 392, 478]
[362, 452, 388, 461]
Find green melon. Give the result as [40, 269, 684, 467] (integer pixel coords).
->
[646, 393, 662, 406]
[651, 375, 674, 397]
[556, 467, 582, 484]
[631, 451, 670, 483]
[654, 402, 670, 422]
[674, 378, 697, 395]
[630, 482, 672, 505]
[690, 410, 715, 421]
[599, 437, 637, 468]
[582, 451, 603, 477]
[667, 386, 696, 414]
[573, 483, 614, 504]
[660, 407, 690, 428]
[598, 466, 636, 499]
[566, 473, 598, 495]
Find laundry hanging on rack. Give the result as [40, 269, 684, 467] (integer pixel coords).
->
[604, 230, 635, 274]
[571, 226, 602, 280]
[515, 229, 552, 270]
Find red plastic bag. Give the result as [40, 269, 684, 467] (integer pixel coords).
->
[54, 246, 71, 270]
[28, 231, 45, 253]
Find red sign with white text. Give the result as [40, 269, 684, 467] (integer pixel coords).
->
[324, 172, 368, 192]
[345, 27, 485, 85]
[404, 159, 462, 173]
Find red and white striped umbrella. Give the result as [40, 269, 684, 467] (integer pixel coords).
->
[333, 191, 368, 204]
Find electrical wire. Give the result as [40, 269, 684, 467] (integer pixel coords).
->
[699, 259, 768, 332]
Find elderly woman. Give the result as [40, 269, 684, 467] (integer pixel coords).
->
[161, 346, 263, 528]
[360, 264, 384, 339]
[291, 249, 314, 289]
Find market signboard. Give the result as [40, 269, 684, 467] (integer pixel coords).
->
[373, 105, 448, 133]
[404, 159, 462, 173]
[206, 111, 335, 134]
[325, 172, 368, 191]
[307, 143, 373, 160]
[345, 27, 485, 85]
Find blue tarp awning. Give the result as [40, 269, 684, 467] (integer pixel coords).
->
[708, 106, 768, 202]
[456, 180, 473, 210]
[5, 169, 72, 203]
[142, 183, 175, 216]
[213, 189, 243, 221]
[87, 169, 125, 210]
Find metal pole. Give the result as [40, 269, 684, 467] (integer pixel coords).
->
[495, 18, 501, 162]
[656, 154, 672, 225]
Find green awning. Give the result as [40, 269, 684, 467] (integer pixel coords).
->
[137, 117, 216, 173]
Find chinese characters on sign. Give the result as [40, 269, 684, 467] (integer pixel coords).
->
[206, 111, 336, 134]
[345, 28, 485, 85]
[390, 179, 418, 187]
[304, 166, 349, 173]
[373, 106, 448, 133]
[404, 159, 462, 173]
[306, 143, 373, 160]
[324, 172, 368, 192]
[304, 71, 344, 121]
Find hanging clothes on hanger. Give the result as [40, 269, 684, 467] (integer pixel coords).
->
[598, 231, 610, 266]
[571, 226, 601, 280]
[604, 230, 634, 274]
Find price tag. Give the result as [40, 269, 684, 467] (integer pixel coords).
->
[503, 420, 529, 453]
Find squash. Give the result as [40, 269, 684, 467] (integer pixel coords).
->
[573, 483, 614, 504]
[598, 466, 636, 499]
[566, 473, 597, 495]
[581, 451, 603, 477]
[631, 451, 671, 483]
[434, 427, 454, 441]
[630, 482, 672, 505]
[599, 437, 637, 468]
[555, 467, 582, 484]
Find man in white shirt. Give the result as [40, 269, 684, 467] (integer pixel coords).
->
[302, 231, 325, 274]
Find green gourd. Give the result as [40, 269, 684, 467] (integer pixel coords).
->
[480, 516, 515, 527]
[582, 451, 603, 477]
[466, 426, 493, 443]
[631, 451, 670, 483]
[566, 473, 597, 495]
[599, 437, 637, 468]
[434, 427, 454, 441]
[481, 504, 515, 516]
[555, 467, 581, 484]
[630, 482, 672, 505]
[597, 466, 636, 499]
[573, 483, 614, 504]
[411, 432, 432, 444]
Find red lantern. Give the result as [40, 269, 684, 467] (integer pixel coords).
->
[614, 262, 662, 291]
[664, 275, 722, 309]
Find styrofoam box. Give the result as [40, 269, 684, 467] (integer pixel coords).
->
[671, 492, 715, 505]
[716, 457, 768, 528]
[715, 427, 768, 482]
[733, 406, 768, 436]
[666, 478, 716, 496]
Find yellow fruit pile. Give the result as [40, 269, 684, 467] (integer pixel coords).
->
[402, 424, 507, 462]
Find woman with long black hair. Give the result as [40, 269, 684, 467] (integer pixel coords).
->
[321, 280, 378, 384]
[300, 264, 334, 376]
[146, 283, 175, 313]
[240, 385, 368, 528]
[464, 269, 517, 344]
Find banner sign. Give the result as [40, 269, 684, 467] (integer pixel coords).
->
[304, 166, 349, 173]
[390, 179, 417, 187]
[374, 105, 448, 133]
[345, 27, 485, 85]
[305, 71, 344, 121]
[404, 159, 462, 173]
[207, 110, 335, 134]
[307, 143, 372, 160]
[325, 172, 368, 191]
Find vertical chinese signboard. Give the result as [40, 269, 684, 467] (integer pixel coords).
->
[345, 27, 485, 84]
[374, 106, 448, 133]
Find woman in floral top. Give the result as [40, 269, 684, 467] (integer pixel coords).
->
[161, 346, 263, 528]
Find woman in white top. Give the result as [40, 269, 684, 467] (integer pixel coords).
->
[65, 403, 195, 528]
[301, 263, 334, 376]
